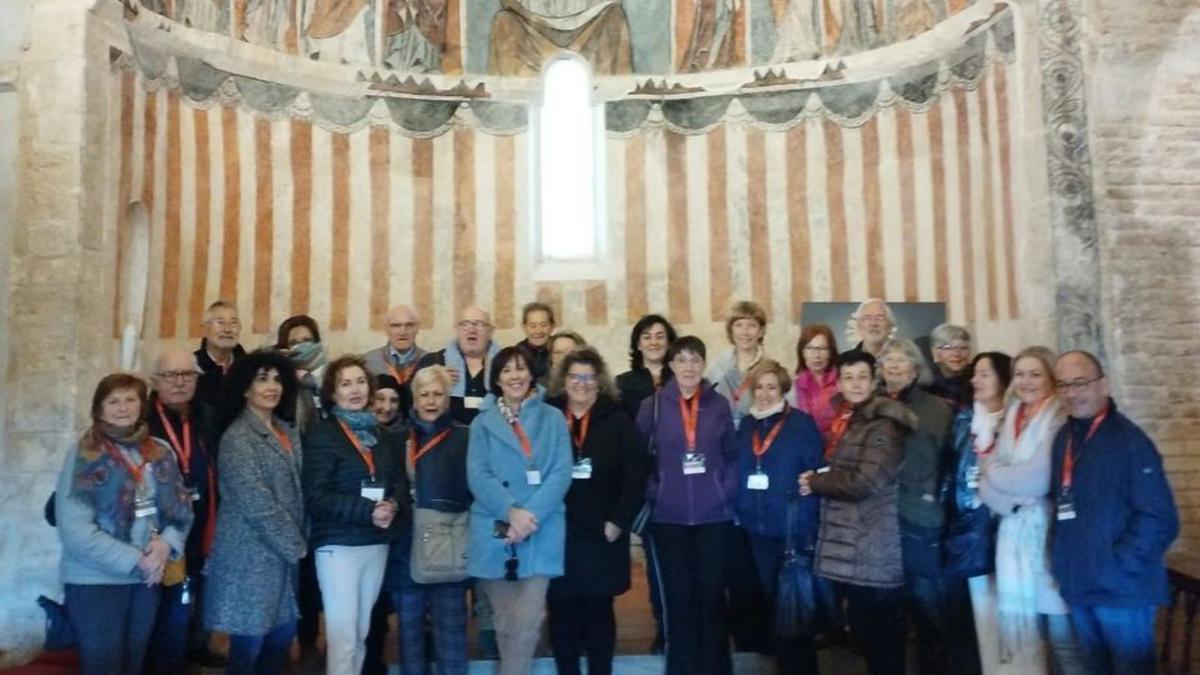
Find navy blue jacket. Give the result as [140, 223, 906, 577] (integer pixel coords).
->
[1050, 401, 1179, 607]
[734, 405, 824, 543]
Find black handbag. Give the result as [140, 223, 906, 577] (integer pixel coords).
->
[942, 505, 996, 578]
[775, 500, 838, 638]
[38, 595, 76, 651]
[630, 392, 660, 537]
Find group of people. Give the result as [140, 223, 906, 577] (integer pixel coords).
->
[54, 296, 1179, 675]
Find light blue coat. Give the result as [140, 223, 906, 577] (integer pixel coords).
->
[466, 389, 572, 580]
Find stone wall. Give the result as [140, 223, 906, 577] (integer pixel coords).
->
[1086, 0, 1200, 550]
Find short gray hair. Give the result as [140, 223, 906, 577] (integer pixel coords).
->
[878, 337, 933, 386]
[930, 323, 971, 348]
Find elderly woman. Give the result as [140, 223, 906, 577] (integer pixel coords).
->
[927, 324, 974, 407]
[303, 355, 405, 675]
[849, 298, 896, 357]
[735, 359, 824, 674]
[800, 350, 913, 675]
[467, 346, 573, 675]
[878, 337, 979, 674]
[978, 347, 1081, 674]
[545, 346, 646, 675]
[57, 373, 193, 675]
[274, 314, 328, 433]
[548, 329, 587, 372]
[791, 324, 841, 439]
[385, 365, 472, 675]
[639, 335, 737, 675]
[205, 350, 305, 675]
[371, 374, 406, 433]
[944, 352, 1013, 674]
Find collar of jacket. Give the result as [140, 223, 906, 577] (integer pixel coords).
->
[545, 393, 620, 422]
[658, 377, 717, 403]
[195, 338, 246, 372]
[856, 395, 919, 432]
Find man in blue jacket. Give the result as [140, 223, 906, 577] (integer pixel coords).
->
[1051, 350, 1179, 675]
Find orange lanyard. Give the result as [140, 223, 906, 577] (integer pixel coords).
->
[155, 401, 192, 477]
[511, 421, 534, 459]
[732, 378, 753, 404]
[272, 426, 293, 455]
[1062, 407, 1109, 492]
[1014, 398, 1049, 440]
[105, 440, 151, 484]
[338, 421, 376, 479]
[408, 428, 451, 465]
[679, 394, 700, 452]
[388, 362, 416, 386]
[825, 403, 854, 459]
[752, 406, 790, 460]
[565, 409, 591, 454]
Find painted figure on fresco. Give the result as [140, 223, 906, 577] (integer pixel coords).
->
[487, 0, 633, 77]
[303, 0, 374, 64]
[384, 0, 450, 72]
[678, 0, 743, 72]
[770, 0, 821, 62]
[242, 0, 296, 49]
[893, 0, 936, 40]
[177, 0, 229, 30]
[828, 0, 878, 54]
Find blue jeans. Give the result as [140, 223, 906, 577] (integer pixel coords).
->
[66, 583, 160, 675]
[1040, 613, 1089, 675]
[1070, 605, 1157, 675]
[227, 620, 296, 675]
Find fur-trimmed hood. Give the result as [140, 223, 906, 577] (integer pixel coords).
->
[830, 394, 919, 433]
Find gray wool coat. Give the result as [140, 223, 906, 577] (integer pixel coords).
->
[204, 410, 306, 636]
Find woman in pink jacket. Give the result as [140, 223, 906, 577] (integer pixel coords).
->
[790, 324, 840, 441]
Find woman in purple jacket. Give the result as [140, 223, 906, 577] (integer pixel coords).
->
[637, 335, 737, 675]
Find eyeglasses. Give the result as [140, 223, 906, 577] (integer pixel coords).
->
[566, 373, 597, 385]
[458, 320, 491, 330]
[1055, 376, 1104, 394]
[504, 545, 519, 582]
[802, 345, 830, 353]
[936, 343, 971, 353]
[155, 371, 199, 382]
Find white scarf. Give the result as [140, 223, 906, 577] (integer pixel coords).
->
[991, 396, 1066, 663]
[970, 401, 1004, 452]
[748, 400, 785, 420]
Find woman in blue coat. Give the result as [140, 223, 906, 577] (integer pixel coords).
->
[735, 359, 825, 674]
[467, 345, 573, 675]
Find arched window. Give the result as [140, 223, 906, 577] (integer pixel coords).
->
[531, 55, 606, 279]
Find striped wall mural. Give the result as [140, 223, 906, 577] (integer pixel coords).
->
[106, 57, 1021, 345]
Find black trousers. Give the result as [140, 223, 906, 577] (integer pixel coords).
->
[745, 532, 819, 675]
[905, 572, 981, 675]
[724, 525, 772, 653]
[837, 581, 907, 675]
[547, 592, 616, 675]
[297, 551, 321, 647]
[653, 521, 732, 675]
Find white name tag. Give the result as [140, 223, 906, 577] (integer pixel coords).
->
[134, 500, 158, 519]
[572, 459, 593, 480]
[682, 453, 706, 475]
[526, 470, 542, 485]
[360, 480, 385, 501]
[463, 396, 484, 410]
[746, 473, 769, 491]
[816, 466, 831, 474]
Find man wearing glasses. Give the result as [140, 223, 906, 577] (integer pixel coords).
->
[414, 305, 500, 424]
[1049, 350, 1179, 675]
[193, 300, 245, 410]
[146, 347, 223, 671]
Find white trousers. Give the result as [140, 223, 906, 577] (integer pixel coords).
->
[315, 544, 389, 675]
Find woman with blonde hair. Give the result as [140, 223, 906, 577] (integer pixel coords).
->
[977, 346, 1084, 674]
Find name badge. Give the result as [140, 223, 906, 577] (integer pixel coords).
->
[682, 453, 706, 475]
[134, 498, 158, 519]
[526, 470, 542, 485]
[966, 466, 980, 489]
[464, 396, 484, 410]
[816, 466, 831, 474]
[1057, 493, 1076, 521]
[360, 480, 385, 502]
[746, 472, 769, 491]
[572, 458, 593, 480]
[186, 487, 201, 503]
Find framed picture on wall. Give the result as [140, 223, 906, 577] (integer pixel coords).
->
[799, 302, 947, 365]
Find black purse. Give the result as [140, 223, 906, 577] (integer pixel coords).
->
[775, 500, 838, 638]
[942, 505, 996, 578]
[38, 595, 77, 651]
[630, 392, 660, 537]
